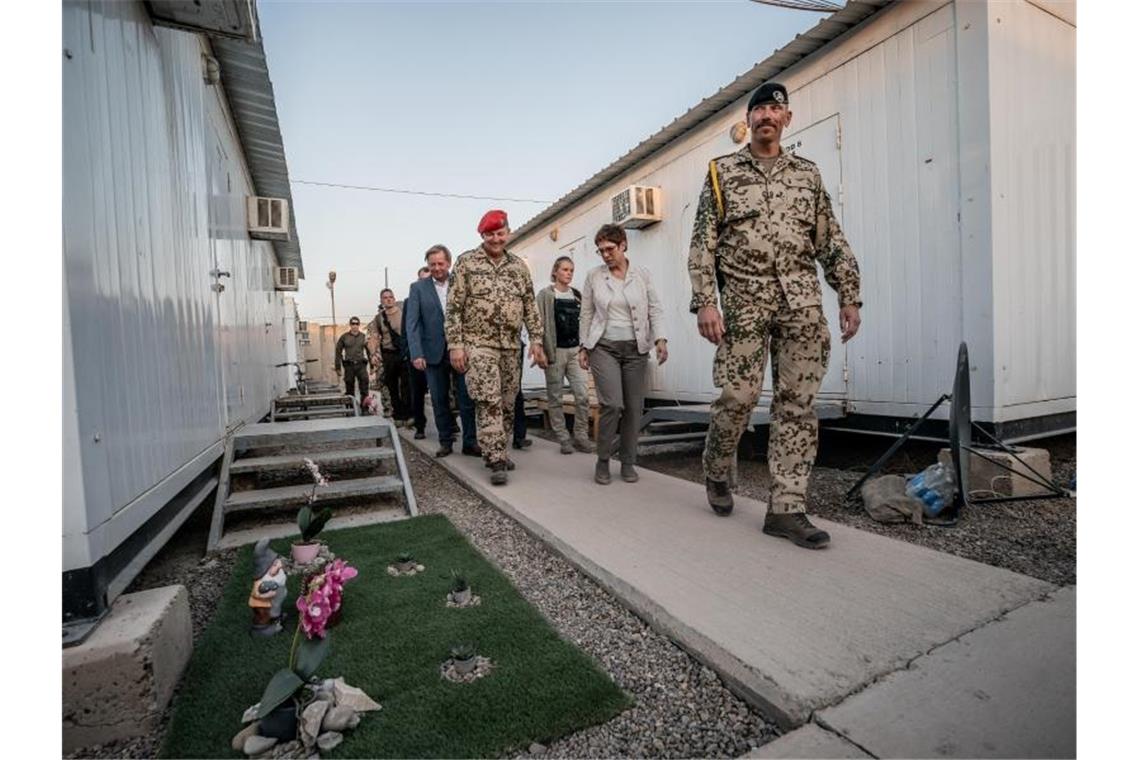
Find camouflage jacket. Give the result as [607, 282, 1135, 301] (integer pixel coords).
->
[688, 145, 861, 319]
[445, 245, 543, 351]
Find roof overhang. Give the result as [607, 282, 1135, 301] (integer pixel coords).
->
[210, 28, 305, 276]
[147, 1, 304, 276]
[146, 0, 258, 41]
[510, 0, 894, 244]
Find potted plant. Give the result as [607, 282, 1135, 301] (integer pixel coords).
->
[255, 559, 359, 738]
[450, 642, 478, 676]
[292, 504, 332, 564]
[394, 551, 417, 573]
[450, 572, 471, 605]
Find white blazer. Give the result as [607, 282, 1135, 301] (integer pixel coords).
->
[579, 263, 665, 354]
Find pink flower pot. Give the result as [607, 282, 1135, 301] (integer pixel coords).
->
[291, 542, 320, 565]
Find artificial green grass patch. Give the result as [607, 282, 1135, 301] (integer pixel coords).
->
[161, 514, 631, 758]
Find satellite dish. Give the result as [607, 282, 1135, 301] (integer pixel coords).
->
[944, 342, 972, 521]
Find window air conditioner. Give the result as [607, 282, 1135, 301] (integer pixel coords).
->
[611, 185, 662, 229]
[247, 196, 290, 240]
[274, 266, 299, 291]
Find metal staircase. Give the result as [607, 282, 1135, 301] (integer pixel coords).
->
[207, 416, 417, 550]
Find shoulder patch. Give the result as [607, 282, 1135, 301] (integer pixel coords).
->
[789, 153, 817, 168]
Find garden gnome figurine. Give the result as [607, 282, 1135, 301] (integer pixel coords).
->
[249, 538, 288, 636]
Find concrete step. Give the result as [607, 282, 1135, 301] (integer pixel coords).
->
[234, 417, 392, 451]
[273, 408, 356, 420]
[275, 394, 354, 406]
[638, 431, 709, 445]
[645, 419, 702, 431]
[224, 475, 404, 513]
[229, 446, 395, 475]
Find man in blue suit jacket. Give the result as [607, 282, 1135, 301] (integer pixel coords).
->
[405, 244, 479, 457]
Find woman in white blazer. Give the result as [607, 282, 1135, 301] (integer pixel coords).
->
[578, 224, 668, 485]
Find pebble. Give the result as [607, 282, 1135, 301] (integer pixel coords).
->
[243, 734, 278, 756]
[528, 742, 546, 754]
[232, 721, 260, 751]
[317, 731, 344, 752]
[321, 704, 356, 732]
[408, 448, 778, 758]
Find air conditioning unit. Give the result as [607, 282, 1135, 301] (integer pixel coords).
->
[297, 320, 308, 333]
[247, 196, 290, 240]
[274, 266, 299, 291]
[611, 185, 662, 228]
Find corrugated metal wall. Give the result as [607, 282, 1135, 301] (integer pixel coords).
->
[513, 1, 970, 418]
[988, 0, 1075, 419]
[63, 0, 292, 567]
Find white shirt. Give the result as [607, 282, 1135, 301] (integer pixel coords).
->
[434, 277, 449, 313]
[602, 280, 636, 341]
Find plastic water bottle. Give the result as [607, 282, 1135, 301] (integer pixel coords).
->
[906, 463, 955, 518]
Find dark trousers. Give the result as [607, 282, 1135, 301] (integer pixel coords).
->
[342, 360, 369, 402]
[589, 339, 648, 464]
[513, 345, 527, 444]
[513, 389, 527, 444]
[407, 364, 428, 432]
[425, 361, 476, 448]
[381, 349, 410, 420]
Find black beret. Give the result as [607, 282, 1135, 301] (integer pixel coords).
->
[748, 82, 788, 111]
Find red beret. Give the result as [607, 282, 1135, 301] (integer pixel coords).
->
[477, 209, 509, 235]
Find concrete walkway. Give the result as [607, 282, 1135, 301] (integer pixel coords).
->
[404, 430, 1074, 756]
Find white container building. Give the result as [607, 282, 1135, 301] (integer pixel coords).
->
[62, 0, 305, 638]
[510, 0, 1075, 441]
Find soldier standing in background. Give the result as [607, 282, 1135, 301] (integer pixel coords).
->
[446, 210, 547, 486]
[688, 82, 862, 549]
[368, 288, 411, 425]
[334, 316, 372, 405]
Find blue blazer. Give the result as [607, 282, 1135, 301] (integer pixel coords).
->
[405, 277, 449, 365]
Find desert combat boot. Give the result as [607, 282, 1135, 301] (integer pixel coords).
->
[762, 512, 830, 549]
[706, 478, 733, 516]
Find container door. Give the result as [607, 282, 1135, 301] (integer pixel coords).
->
[207, 129, 243, 430]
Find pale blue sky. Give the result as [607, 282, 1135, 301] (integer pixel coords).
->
[259, 0, 827, 322]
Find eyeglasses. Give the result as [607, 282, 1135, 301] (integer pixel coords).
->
[596, 245, 620, 256]
[349, 321, 360, 326]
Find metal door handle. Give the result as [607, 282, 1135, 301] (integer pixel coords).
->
[210, 269, 231, 278]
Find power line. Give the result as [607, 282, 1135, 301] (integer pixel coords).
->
[290, 179, 552, 204]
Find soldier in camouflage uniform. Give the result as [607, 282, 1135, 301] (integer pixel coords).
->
[688, 82, 863, 549]
[446, 210, 547, 485]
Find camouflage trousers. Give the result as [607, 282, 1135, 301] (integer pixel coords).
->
[703, 306, 831, 514]
[369, 361, 394, 418]
[465, 346, 522, 466]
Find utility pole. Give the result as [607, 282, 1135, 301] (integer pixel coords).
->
[327, 270, 337, 327]
[384, 266, 389, 290]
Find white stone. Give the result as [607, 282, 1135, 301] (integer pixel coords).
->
[232, 722, 260, 752]
[331, 678, 382, 712]
[317, 731, 344, 751]
[243, 734, 278, 756]
[242, 703, 262, 723]
[300, 700, 329, 749]
[321, 704, 355, 732]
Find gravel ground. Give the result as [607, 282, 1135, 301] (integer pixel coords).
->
[69, 440, 779, 759]
[404, 447, 779, 758]
[638, 430, 1076, 587]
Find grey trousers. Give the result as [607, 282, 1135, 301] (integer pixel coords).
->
[544, 346, 591, 443]
[588, 339, 648, 464]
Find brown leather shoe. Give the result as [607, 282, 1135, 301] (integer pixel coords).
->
[762, 512, 830, 549]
